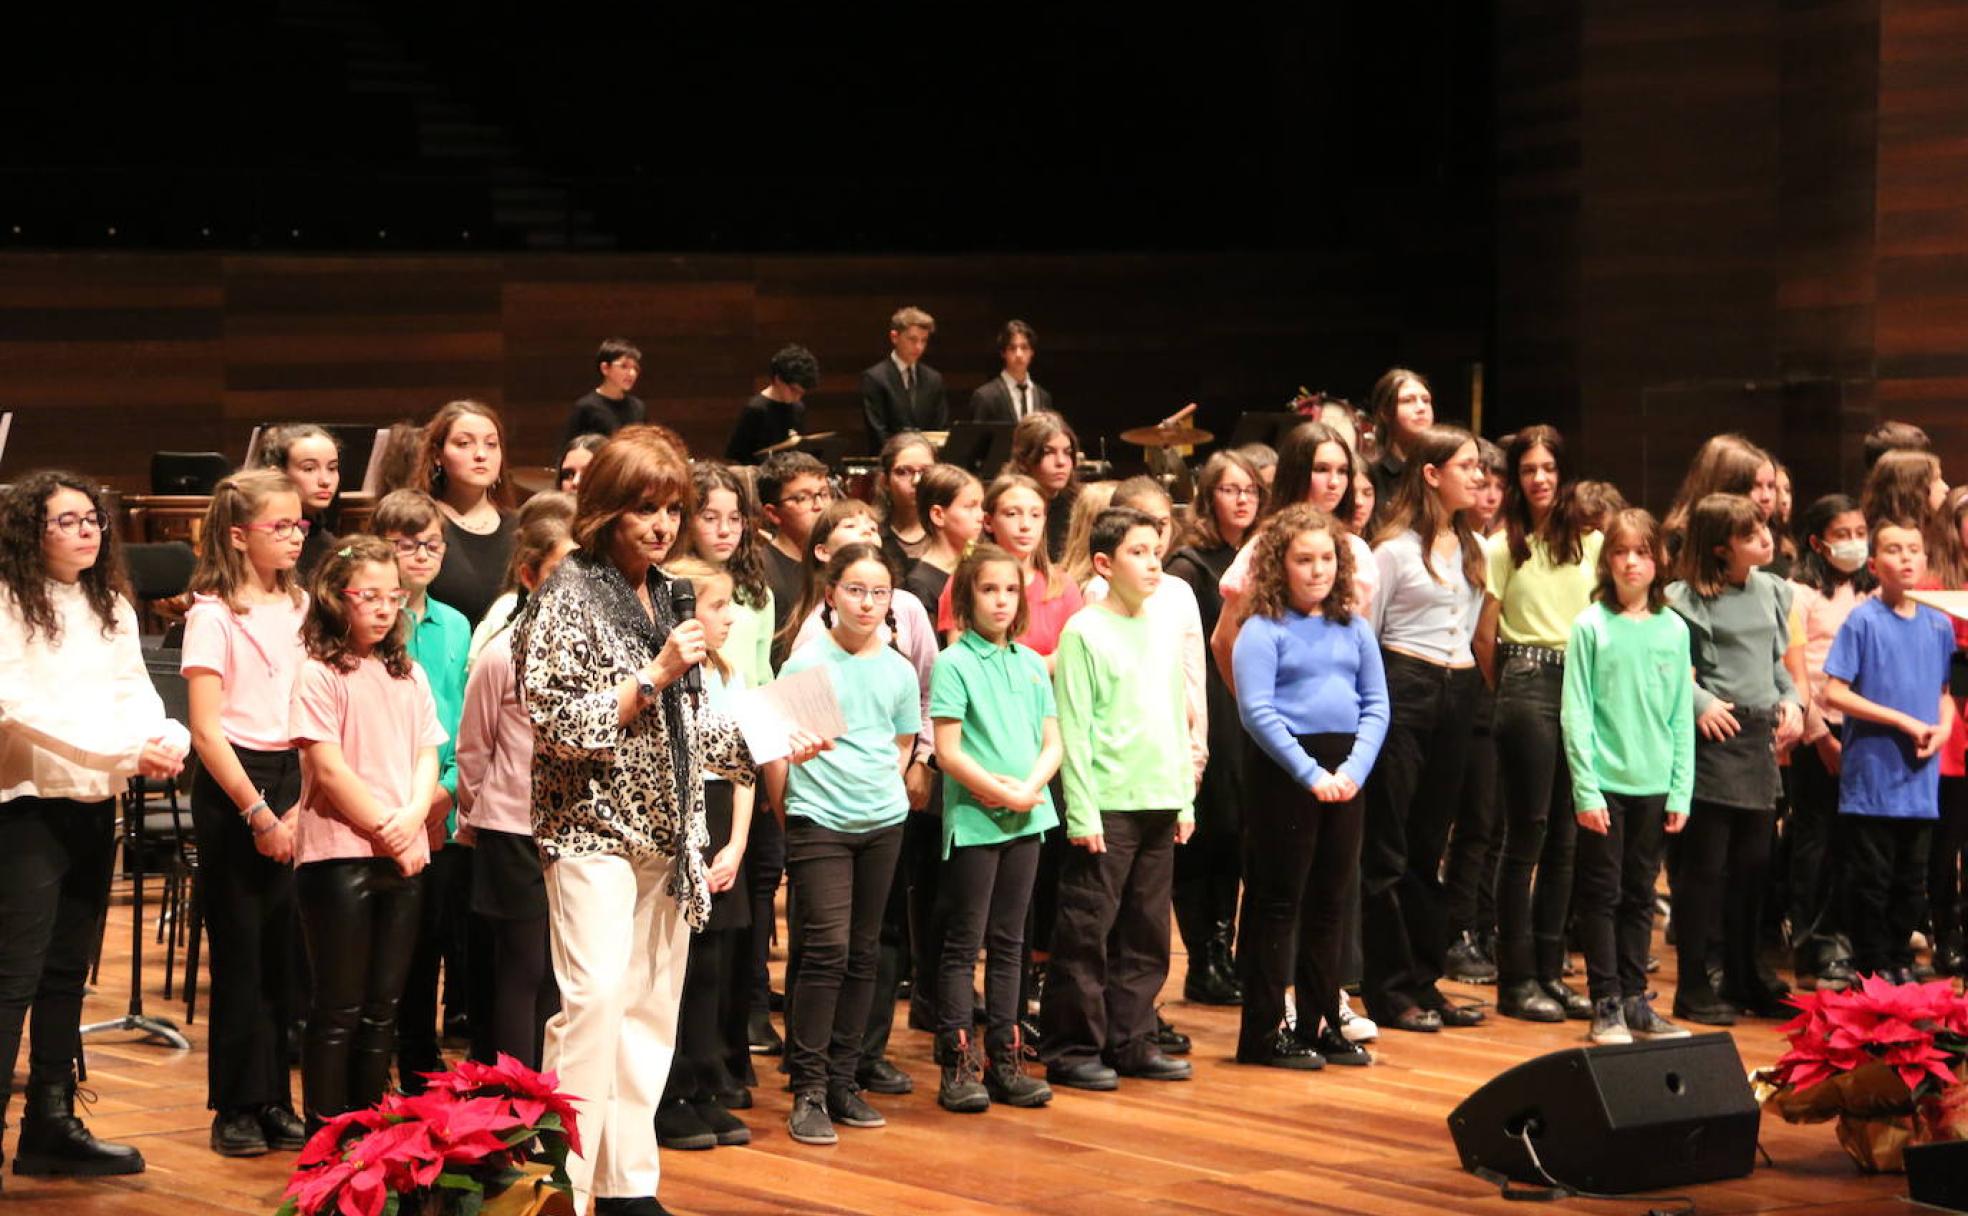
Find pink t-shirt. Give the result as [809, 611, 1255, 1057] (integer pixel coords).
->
[936, 568, 1085, 656]
[289, 655, 447, 864]
[455, 630, 534, 838]
[180, 593, 310, 753]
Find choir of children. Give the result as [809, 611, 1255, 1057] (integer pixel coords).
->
[10, 384, 1968, 1216]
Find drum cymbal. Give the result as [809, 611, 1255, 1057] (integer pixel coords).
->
[755, 430, 837, 456]
[1121, 424, 1214, 448]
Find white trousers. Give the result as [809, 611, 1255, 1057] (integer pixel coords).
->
[543, 851, 690, 1208]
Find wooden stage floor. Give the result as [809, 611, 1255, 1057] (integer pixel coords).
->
[4, 891, 1918, 1215]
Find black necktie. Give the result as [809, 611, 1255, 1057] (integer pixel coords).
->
[902, 366, 914, 397]
[1016, 382, 1029, 418]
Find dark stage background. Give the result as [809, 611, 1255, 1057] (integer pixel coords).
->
[2, 1, 1964, 504]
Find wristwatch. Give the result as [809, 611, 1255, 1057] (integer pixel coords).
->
[635, 672, 658, 703]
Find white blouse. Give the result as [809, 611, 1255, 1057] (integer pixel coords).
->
[0, 582, 189, 803]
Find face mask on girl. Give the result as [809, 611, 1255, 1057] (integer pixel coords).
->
[1825, 538, 1868, 572]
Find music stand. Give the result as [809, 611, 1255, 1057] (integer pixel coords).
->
[939, 421, 1015, 478]
[80, 775, 191, 1050]
[1225, 411, 1306, 452]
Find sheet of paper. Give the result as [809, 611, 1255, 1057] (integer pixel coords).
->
[1908, 589, 1968, 622]
[725, 665, 846, 764]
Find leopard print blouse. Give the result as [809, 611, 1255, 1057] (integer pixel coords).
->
[512, 552, 755, 929]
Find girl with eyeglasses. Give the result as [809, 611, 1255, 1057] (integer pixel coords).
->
[876, 431, 938, 574]
[0, 471, 189, 1181]
[769, 542, 921, 1146]
[181, 469, 313, 1156]
[290, 535, 446, 1129]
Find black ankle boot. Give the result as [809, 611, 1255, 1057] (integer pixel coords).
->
[1208, 919, 1244, 1005]
[13, 1074, 144, 1177]
[935, 1030, 989, 1113]
[983, 1026, 1052, 1107]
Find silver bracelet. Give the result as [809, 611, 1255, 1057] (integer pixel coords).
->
[239, 795, 269, 822]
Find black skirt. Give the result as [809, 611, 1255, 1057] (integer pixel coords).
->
[471, 828, 547, 921]
[701, 781, 752, 933]
[1692, 706, 1781, 811]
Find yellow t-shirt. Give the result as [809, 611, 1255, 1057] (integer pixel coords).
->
[1486, 529, 1604, 649]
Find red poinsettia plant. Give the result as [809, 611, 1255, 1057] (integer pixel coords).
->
[276, 1054, 582, 1216]
[1771, 975, 1968, 1098]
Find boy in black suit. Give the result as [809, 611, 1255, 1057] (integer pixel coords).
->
[970, 320, 1053, 423]
[861, 306, 946, 448]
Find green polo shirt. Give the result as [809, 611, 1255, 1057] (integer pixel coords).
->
[407, 593, 471, 833]
[929, 630, 1059, 856]
[1052, 603, 1195, 837]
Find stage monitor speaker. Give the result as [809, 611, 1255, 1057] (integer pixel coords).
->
[1447, 1033, 1758, 1194]
[1908, 1139, 1968, 1211]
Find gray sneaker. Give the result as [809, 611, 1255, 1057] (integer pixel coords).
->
[787, 1091, 836, 1145]
[1623, 994, 1692, 1040]
[1588, 996, 1631, 1045]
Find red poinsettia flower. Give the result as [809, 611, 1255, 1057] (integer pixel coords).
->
[393, 1093, 526, 1169]
[283, 1121, 433, 1216]
[1772, 973, 1968, 1098]
[483, 1053, 583, 1155]
[295, 1107, 391, 1169]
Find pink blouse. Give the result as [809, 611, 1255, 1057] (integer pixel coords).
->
[456, 629, 535, 838]
[180, 592, 309, 753]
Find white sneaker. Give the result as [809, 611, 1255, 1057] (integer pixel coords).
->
[1337, 991, 1378, 1043]
[1283, 988, 1297, 1031]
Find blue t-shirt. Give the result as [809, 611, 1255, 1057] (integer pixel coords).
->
[1231, 610, 1389, 789]
[779, 634, 921, 833]
[1823, 596, 1955, 819]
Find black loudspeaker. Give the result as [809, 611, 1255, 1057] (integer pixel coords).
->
[1908, 1139, 1968, 1211]
[1448, 1033, 1759, 1194]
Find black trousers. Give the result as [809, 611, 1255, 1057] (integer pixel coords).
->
[1573, 792, 1668, 1001]
[298, 858, 422, 1121]
[1443, 707, 1500, 938]
[1846, 815, 1933, 973]
[398, 839, 487, 1082]
[1786, 742, 1847, 961]
[935, 833, 1042, 1036]
[1236, 734, 1363, 1057]
[1670, 801, 1773, 1000]
[191, 748, 302, 1113]
[667, 925, 751, 1101]
[1926, 776, 1968, 953]
[746, 806, 785, 1014]
[783, 817, 902, 1095]
[1174, 672, 1245, 970]
[863, 805, 941, 1061]
[1360, 653, 1480, 1020]
[483, 915, 556, 1072]
[0, 797, 116, 1102]
[1038, 809, 1177, 1071]
[1492, 656, 1577, 984]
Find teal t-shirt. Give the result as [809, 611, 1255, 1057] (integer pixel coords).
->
[929, 630, 1059, 856]
[780, 634, 920, 833]
[407, 593, 471, 830]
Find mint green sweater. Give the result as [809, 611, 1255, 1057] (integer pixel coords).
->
[1560, 602, 1696, 814]
[1052, 605, 1195, 836]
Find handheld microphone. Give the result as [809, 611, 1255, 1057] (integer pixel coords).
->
[668, 578, 702, 696]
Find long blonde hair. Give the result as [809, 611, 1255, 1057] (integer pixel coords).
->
[662, 556, 734, 683]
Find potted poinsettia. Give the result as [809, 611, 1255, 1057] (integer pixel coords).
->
[1757, 975, 1968, 1172]
[277, 1054, 582, 1216]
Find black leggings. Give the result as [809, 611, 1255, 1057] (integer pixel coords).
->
[935, 833, 1042, 1036]
[1926, 775, 1968, 954]
[668, 926, 751, 1101]
[1671, 801, 1773, 1001]
[783, 818, 903, 1095]
[298, 858, 422, 1121]
[191, 747, 301, 1113]
[484, 916, 556, 1071]
[1492, 656, 1576, 984]
[1236, 733, 1363, 1057]
[0, 797, 116, 1101]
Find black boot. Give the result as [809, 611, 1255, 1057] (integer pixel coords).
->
[935, 1030, 989, 1114]
[1207, 918, 1244, 1006]
[1174, 881, 1236, 1004]
[983, 1025, 1051, 1107]
[14, 1073, 144, 1177]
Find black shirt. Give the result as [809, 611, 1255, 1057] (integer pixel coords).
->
[427, 513, 518, 628]
[903, 560, 953, 648]
[725, 393, 806, 464]
[762, 542, 806, 672]
[562, 391, 646, 448]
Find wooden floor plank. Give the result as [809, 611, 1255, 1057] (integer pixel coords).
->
[2, 879, 1920, 1214]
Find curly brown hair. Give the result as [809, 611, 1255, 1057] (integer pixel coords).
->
[1243, 504, 1354, 625]
[0, 471, 130, 644]
[302, 535, 412, 678]
[679, 461, 770, 610]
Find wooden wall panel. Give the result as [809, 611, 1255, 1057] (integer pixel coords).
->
[0, 250, 1488, 492]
